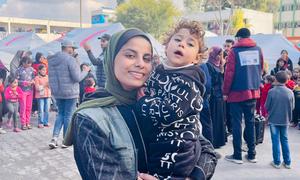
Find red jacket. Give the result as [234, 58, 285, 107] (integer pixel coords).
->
[4, 86, 23, 103]
[223, 38, 264, 102]
[285, 80, 295, 90]
[0, 83, 4, 102]
[260, 83, 272, 107]
[84, 87, 96, 94]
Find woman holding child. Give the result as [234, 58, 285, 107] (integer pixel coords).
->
[65, 23, 217, 180]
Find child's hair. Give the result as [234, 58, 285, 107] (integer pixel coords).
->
[7, 75, 17, 84]
[20, 56, 33, 66]
[275, 71, 288, 84]
[281, 49, 288, 55]
[80, 63, 89, 71]
[85, 77, 95, 87]
[163, 19, 205, 53]
[38, 64, 46, 71]
[293, 67, 300, 73]
[225, 39, 234, 45]
[265, 75, 275, 83]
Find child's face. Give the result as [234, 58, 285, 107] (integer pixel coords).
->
[293, 70, 299, 77]
[165, 28, 201, 67]
[11, 79, 18, 88]
[278, 60, 284, 67]
[39, 67, 46, 76]
[23, 63, 32, 68]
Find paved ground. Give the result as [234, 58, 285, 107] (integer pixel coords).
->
[0, 112, 299, 180]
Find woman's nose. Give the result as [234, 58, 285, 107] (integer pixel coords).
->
[135, 57, 145, 68]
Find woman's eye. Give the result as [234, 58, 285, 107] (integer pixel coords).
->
[174, 38, 181, 42]
[125, 54, 135, 59]
[143, 57, 152, 63]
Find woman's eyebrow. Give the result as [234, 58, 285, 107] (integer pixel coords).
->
[122, 49, 137, 54]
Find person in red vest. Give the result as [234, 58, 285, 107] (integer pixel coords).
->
[223, 28, 264, 164]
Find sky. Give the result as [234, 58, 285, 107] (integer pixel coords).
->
[0, 0, 116, 23]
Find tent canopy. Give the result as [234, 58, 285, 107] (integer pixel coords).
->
[0, 32, 46, 54]
[31, 23, 125, 64]
[205, 34, 300, 69]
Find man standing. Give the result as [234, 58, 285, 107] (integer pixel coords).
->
[48, 40, 90, 149]
[83, 33, 111, 88]
[223, 28, 264, 164]
[223, 39, 234, 59]
[223, 39, 234, 136]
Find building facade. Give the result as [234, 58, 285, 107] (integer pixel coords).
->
[0, 17, 91, 42]
[184, 8, 274, 35]
[275, 0, 300, 37]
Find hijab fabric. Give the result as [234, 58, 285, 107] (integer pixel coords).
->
[208, 46, 222, 68]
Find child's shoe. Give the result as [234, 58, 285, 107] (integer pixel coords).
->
[6, 120, 12, 128]
[283, 162, 291, 169]
[26, 124, 32, 129]
[21, 125, 27, 130]
[49, 138, 58, 149]
[0, 128, 7, 134]
[271, 162, 280, 169]
[44, 123, 50, 127]
[13, 128, 21, 133]
[38, 124, 44, 128]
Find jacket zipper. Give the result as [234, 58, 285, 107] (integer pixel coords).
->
[131, 110, 149, 170]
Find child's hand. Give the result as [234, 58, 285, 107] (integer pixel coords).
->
[137, 87, 146, 100]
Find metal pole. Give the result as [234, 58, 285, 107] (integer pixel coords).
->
[80, 0, 82, 28]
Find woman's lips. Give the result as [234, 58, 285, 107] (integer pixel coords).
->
[129, 71, 144, 79]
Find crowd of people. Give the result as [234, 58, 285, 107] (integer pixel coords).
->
[0, 19, 299, 179]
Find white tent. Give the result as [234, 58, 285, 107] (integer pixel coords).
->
[0, 32, 46, 54]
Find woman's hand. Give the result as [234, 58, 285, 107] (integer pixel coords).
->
[137, 173, 158, 180]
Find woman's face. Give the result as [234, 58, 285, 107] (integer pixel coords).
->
[281, 51, 288, 59]
[114, 36, 153, 91]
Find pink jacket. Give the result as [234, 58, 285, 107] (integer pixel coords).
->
[5, 86, 23, 103]
[34, 75, 51, 98]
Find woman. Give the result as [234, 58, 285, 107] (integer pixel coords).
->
[64, 29, 217, 180]
[207, 46, 227, 149]
[270, 58, 287, 76]
[280, 49, 293, 71]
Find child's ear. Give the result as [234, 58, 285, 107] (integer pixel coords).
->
[194, 53, 202, 64]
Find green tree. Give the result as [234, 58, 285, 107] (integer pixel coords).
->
[116, 0, 125, 5]
[204, 0, 280, 13]
[231, 8, 250, 34]
[116, 0, 181, 39]
[184, 0, 205, 12]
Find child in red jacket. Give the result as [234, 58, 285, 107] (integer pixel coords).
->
[5, 76, 23, 132]
[0, 78, 5, 134]
[84, 77, 96, 94]
[286, 71, 295, 90]
[261, 75, 275, 118]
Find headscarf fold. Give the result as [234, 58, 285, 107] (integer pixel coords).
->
[64, 28, 153, 146]
[208, 46, 222, 67]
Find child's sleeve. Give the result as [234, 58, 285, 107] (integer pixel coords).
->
[265, 91, 272, 111]
[4, 87, 11, 100]
[0, 83, 4, 93]
[137, 76, 203, 124]
[17, 87, 23, 100]
[34, 77, 40, 91]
